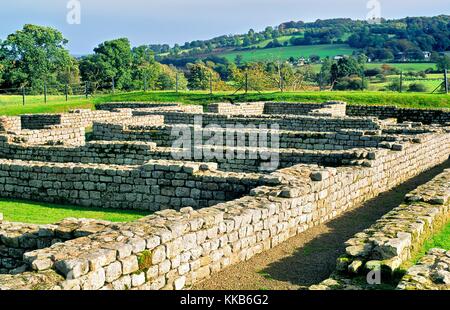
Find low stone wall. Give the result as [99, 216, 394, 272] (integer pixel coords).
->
[0, 117, 21, 133]
[347, 105, 450, 125]
[310, 168, 450, 290]
[0, 159, 277, 211]
[264, 101, 347, 117]
[96, 102, 183, 111]
[93, 122, 387, 150]
[132, 112, 382, 132]
[397, 248, 450, 290]
[20, 109, 133, 130]
[205, 102, 265, 115]
[0, 218, 112, 274]
[0, 128, 448, 290]
[6, 126, 86, 146]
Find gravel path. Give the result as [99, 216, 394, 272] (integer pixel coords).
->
[192, 161, 450, 290]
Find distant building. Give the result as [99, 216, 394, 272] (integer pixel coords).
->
[333, 55, 346, 61]
[423, 51, 431, 60]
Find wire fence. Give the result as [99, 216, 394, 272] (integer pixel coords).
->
[0, 69, 448, 106]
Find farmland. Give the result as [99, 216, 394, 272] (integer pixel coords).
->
[222, 44, 356, 63]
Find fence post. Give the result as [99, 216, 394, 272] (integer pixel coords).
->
[245, 72, 248, 94]
[445, 69, 449, 94]
[209, 72, 213, 95]
[65, 84, 68, 101]
[85, 82, 88, 99]
[112, 77, 115, 94]
[143, 76, 147, 92]
[319, 71, 323, 91]
[399, 71, 403, 93]
[22, 87, 25, 105]
[175, 73, 179, 93]
[280, 72, 284, 92]
[44, 81, 47, 103]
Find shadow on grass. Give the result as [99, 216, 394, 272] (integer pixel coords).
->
[260, 159, 450, 287]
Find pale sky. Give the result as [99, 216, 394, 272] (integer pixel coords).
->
[0, 0, 448, 55]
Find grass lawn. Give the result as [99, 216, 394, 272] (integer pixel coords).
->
[0, 95, 95, 116]
[96, 90, 450, 109]
[0, 90, 449, 116]
[222, 44, 356, 63]
[0, 199, 149, 224]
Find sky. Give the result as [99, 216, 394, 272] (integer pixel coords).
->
[0, 0, 448, 55]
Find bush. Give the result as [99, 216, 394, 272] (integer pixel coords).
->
[334, 76, 367, 90]
[408, 83, 427, 92]
[387, 78, 401, 91]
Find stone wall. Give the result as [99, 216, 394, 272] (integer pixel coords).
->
[264, 101, 347, 117]
[205, 102, 265, 115]
[397, 248, 450, 290]
[0, 159, 278, 211]
[0, 128, 448, 290]
[132, 112, 382, 132]
[6, 126, 86, 146]
[0, 218, 112, 274]
[0, 117, 21, 133]
[311, 168, 450, 290]
[347, 105, 450, 125]
[20, 109, 133, 130]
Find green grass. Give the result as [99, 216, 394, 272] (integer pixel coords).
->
[223, 44, 356, 63]
[0, 90, 449, 116]
[413, 221, 450, 263]
[365, 62, 437, 72]
[0, 198, 149, 224]
[95, 90, 450, 109]
[0, 95, 95, 116]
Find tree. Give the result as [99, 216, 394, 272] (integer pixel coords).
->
[0, 24, 75, 92]
[186, 62, 223, 90]
[436, 55, 450, 71]
[234, 55, 244, 66]
[93, 38, 133, 89]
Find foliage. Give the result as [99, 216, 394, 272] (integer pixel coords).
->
[407, 83, 427, 92]
[0, 24, 77, 93]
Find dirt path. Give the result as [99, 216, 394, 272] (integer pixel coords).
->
[192, 160, 450, 290]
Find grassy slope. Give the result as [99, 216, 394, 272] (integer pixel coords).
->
[0, 199, 149, 224]
[222, 44, 356, 62]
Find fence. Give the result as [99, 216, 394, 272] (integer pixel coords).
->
[0, 70, 448, 106]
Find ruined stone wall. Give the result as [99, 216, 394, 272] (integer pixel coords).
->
[0, 159, 277, 211]
[0, 117, 21, 133]
[132, 112, 382, 132]
[263, 101, 347, 117]
[96, 102, 183, 111]
[0, 218, 112, 274]
[0, 129, 448, 290]
[20, 109, 133, 130]
[92, 123, 385, 150]
[347, 105, 450, 124]
[397, 248, 450, 290]
[205, 102, 265, 115]
[311, 168, 450, 290]
[5, 126, 86, 146]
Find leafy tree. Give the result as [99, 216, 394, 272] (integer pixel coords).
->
[436, 55, 450, 71]
[0, 24, 75, 92]
[186, 62, 223, 90]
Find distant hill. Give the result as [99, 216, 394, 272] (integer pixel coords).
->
[155, 15, 450, 65]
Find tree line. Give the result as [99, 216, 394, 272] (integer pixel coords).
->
[0, 24, 449, 94]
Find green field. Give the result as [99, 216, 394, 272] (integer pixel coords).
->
[223, 44, 356, 63]
[365, 62, 437, 72]
[0, 95, 94, 116]
[0, 90, 449, 116]
[0, 199, 149, 224]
